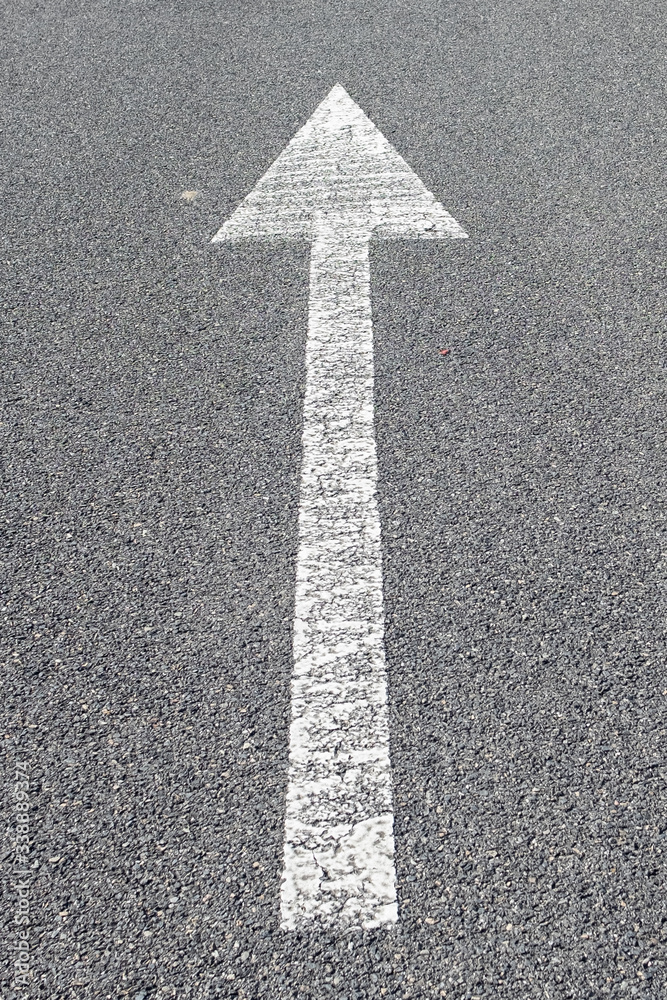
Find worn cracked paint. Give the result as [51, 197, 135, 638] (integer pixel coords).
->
[213, 84, 467, 930]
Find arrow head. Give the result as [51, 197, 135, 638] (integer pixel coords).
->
[214, 84, 468, 242]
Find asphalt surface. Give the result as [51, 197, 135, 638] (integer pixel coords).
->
[1, 0, 666, 997]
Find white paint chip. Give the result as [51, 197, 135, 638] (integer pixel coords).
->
[214, 84, 468, 931]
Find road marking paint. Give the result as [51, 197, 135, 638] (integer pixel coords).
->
[280, 215, 396, 930]
[213, 83, 468, 931]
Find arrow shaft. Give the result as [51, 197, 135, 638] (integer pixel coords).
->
[280, 217, 397, 930]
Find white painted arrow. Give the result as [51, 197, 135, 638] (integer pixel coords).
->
[214, 84, 467, 932]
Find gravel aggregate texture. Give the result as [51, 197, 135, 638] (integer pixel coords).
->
[1, 0, 665, 997]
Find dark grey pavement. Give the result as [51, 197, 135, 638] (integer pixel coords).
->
[1, 1, 665, 997]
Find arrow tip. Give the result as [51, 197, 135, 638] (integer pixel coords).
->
[213, 86, 468, 242]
